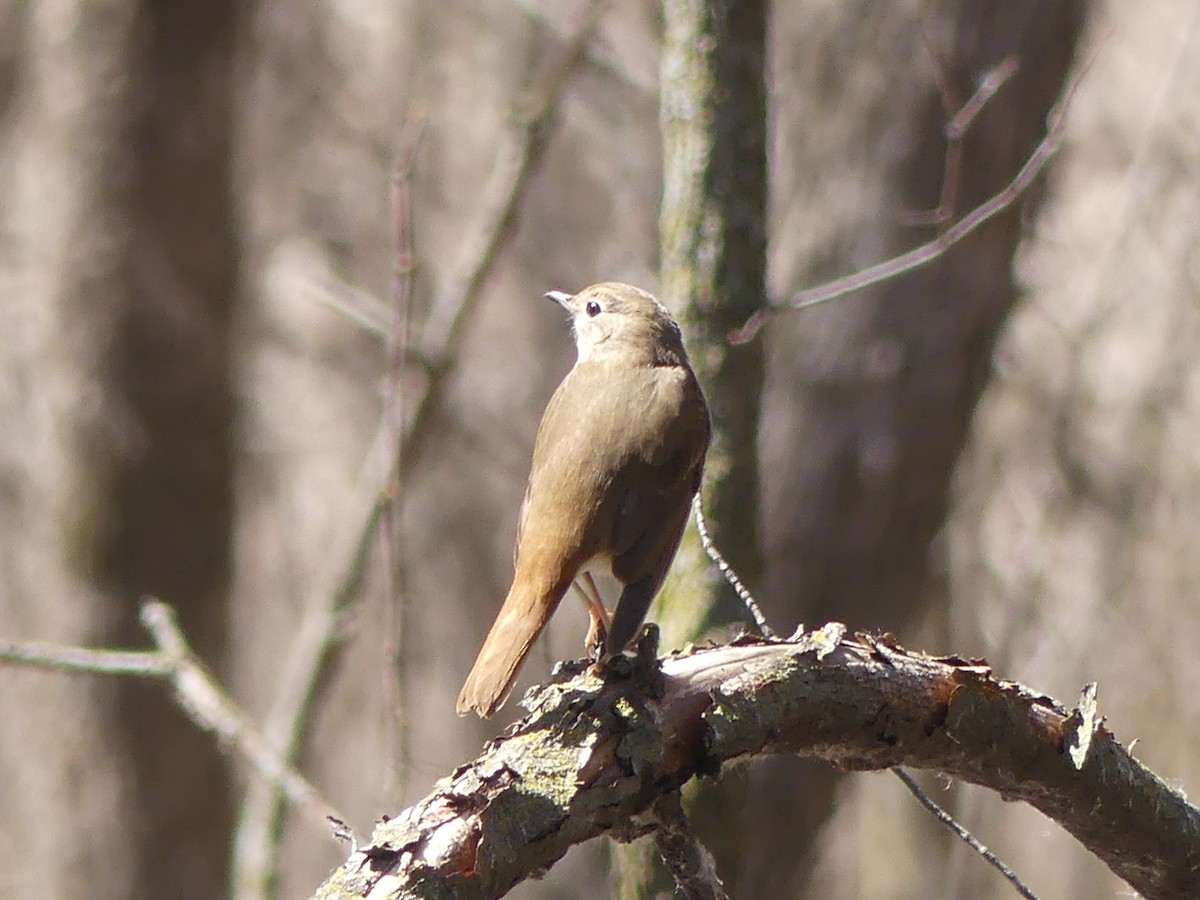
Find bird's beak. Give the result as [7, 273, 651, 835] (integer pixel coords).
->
[545, 290, 572, 308]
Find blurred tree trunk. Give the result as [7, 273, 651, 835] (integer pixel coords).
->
[751, 4, 1085, 898]
[1, 2, 241, 896]
[0, 1, 142, 896]
[947, 3, 1200, 896]
[106, 3, 240, 897]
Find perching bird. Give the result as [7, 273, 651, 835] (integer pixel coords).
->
[456, 282, 710, 717]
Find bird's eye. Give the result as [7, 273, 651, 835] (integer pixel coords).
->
[585, 300, 602, 317]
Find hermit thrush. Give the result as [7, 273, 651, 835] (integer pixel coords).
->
[456, 282, 711, 717]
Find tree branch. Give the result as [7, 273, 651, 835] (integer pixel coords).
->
[0, 600, 341, 831]
[312, 626, 1200, 900]
[730, 34, 1106, 344]
[648, 791, 727, 900]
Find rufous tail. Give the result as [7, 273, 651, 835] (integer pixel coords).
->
[456, 583, 554, 718]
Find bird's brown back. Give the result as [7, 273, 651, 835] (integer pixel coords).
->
[514, 354, 709, 597]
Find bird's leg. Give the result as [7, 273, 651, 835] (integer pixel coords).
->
[573, 573, 611, 661]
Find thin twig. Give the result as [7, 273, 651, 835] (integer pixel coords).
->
[399, 0, 609, 474]
[910, 6, 1020, 227]
[692, 494, 775, 639]
[0, 642, 172, 676]
[652, 792, 728, 900]
[379, 111, 424, 807]
[731, 124, 1057, 342]
[892, 768, 1038, 900]
[917, 0, 960, 116]
[901, 51, 1020, 228]
[730, 42, 1099, 345]
[910, 8, 960, 227]
[231, 5, 609, 898]
[232, 464, 391, 899]
[0, 599, 342, 831]
[949, 57, 1020, 140]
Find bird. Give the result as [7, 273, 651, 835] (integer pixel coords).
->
[456, 282, 711, 717]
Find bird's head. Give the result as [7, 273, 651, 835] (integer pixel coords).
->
[546, 282, 689, 368]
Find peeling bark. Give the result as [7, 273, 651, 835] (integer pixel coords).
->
[313, 626, 1200, 900]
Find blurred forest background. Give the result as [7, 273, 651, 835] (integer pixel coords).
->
[1, 0, 1198, 898]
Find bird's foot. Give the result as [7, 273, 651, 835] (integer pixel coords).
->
[584, 615, 608, 663]
[591, 623, 663, 700]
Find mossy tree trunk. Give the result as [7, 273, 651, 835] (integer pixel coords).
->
[617, 2, 768, 896]
[654, 0, 768, 653]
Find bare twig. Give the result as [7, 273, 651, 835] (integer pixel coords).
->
[892, 768, 1038, 900]
[234, 5, 610, 898]
[652, 792, 728, 900]
[731, 124, 1058, 342]
[692, 493, 775, 639]
[399, 0, 608, 473]
[948, 57, 1021, 140]
[0, 599, 342, 831]
[730, 42, 1099, 345]
[908, 6, 1021, 228]
[901, 51, 1020, 227]
[378, 112, 425, 806]
[232, 455, 391, 899]
[0, 641, 172, 676]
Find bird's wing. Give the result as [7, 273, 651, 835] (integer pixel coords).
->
[607, 365, 710, 583]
